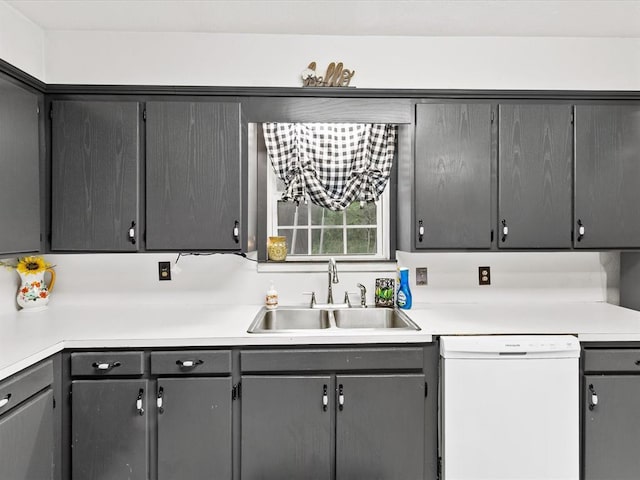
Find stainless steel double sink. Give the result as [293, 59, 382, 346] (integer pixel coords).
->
[247, 306, 420, 333]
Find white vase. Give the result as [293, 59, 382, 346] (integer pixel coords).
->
[17, 269, 56, 311]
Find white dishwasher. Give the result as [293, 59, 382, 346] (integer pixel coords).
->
[440, 335, 580, 480]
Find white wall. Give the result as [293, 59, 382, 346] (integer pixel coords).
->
[0, 2, 44, 79]
[44, 32, 640, 89]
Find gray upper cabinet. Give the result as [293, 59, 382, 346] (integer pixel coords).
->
[498, 104, 573, 248]
[335, 374, 425, 480]
[575, 104, 640, 248]
[51, 101, 140, 251]
[145, 101, 242, 251]
[241, 375, 332, 480]
[414, 103, 492, 249]
[157, 377, 232, 480]
[0, 77, 40, 255]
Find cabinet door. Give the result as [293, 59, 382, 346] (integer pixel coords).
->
[0, 389, 54, 480]
[336, 374, 425, 480]
[575, 105, 640, 248]
[157, 377, 232, 480]
[415, 103, 492, 249]
[584, 375, 640, 480]
[498, 104, 573, 248]
[71, 379, 149, 480]
[146, 101, 241, 250]
[241, 375, 332, 480]
[0, 77, 40, 254]
[51, 101, 140, 251]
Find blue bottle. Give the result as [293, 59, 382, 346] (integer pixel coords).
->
[397, 268, 412, 309]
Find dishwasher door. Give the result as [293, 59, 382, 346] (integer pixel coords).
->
[440, 335, 580, 480]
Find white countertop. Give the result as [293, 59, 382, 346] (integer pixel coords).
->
[2, 301, 640, 381]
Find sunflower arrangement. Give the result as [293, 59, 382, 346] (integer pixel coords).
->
[0, 256, 54, 274]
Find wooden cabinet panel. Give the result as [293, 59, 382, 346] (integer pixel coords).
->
[0, 389, 54, 480]
[575, 104, 640, 248]
[157, 377, 232, 480]
[71, 379, 149, 480]
[584, 375, 640, 480]
[498, 104, 573, 248]
[414, 103, 492, 249]
[0, 77, 40, 254]
[51, 101, 140, 251]
[145, 101, 241, 250]
[335, 374, 425, 480]
[241, 375, 332, 480]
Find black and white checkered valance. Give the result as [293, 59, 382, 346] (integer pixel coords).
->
[263, 123, 397, 211]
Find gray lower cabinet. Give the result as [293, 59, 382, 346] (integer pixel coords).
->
[51, 101, 140, 251]
[241, 375, 332, 480]
[71, 379, 149, 480]
[575, 104, 640, 248]
[0, 389, 54, 480]
[241, 371, 427, 480]
[498, 104, 573, 248]
[145, 101, 242, 251]
[157, 377, 232, 480]
[335, 374, 425, 480]
[583, 375, 640, 480]
[414, 103, 492, 249]
[0, 75, 40, 255]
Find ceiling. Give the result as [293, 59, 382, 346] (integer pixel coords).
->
[6, 0, 640, 38]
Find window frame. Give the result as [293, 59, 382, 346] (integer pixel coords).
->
[266, 166, 391, 261]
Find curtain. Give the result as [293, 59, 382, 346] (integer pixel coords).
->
[263, 123, 397, 211]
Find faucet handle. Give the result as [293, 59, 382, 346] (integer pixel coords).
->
[302, 291, 317, 308]
[356, 284, 367, 308]
[343, 291, 357, 308]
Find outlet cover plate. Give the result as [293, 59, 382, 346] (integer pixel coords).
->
[158, 261, 171, 281]
[478, 266, 490, 286]
[416, 267, 428, 286]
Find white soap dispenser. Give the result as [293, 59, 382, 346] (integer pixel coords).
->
[266, 282, 278, 310]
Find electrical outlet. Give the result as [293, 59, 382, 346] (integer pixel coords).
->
[416, 267, 428, 286]
[478, 266, 490, 286]
[158, 261, 171, 281]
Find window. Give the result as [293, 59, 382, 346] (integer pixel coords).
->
[267, 167, 390, 260]
[260, 122, 396, 261]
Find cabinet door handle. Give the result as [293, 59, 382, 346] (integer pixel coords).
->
[577, 219, 585, 242]
[501, 219, 509, 242]
[176, 359, 204, 368]
[92, 361, 122, 371]
[128, 221, 136, 245]
[157, 386, 164, 414]
[322, 384, 328, 412]
[0, 393, 11, 408]
[136, 388, 145, 416]
[233, 221, 240, 244]
[338, 384, 345, 411]
[588, 384, 598, 411]
[418, 220, 424, 243]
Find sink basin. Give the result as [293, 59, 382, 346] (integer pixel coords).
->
[247, 307, 331, 333]
[333, 308, 420, 330]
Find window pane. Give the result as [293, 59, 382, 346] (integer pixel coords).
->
[278, 229, 309, 255]
[346, 201, 377, 225]
[312, 229, 344, 254]
[277, 201, 308, 226]
[311, 204, 343, 226]
[347, 228, 377, 254]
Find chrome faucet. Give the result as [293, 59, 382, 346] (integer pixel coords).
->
[357, 283, 367, 308]
[327, 258, 339, 304]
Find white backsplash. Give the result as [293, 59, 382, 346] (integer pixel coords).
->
[0, 251, 619, 314]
